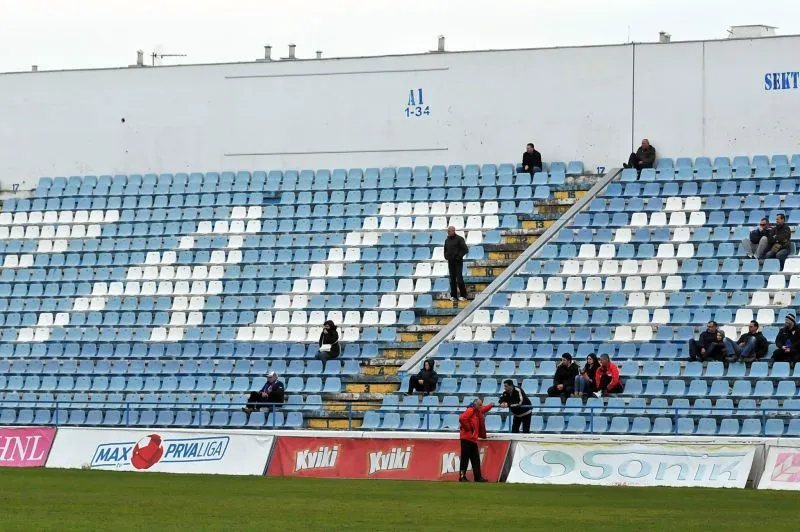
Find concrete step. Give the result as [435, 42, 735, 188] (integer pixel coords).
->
[399, 331, 436, 343]
[362, 364, 400, 376]
[345, 382, 401, 394]
[307, 418, 361, 430]
[378, 347, 420, 359]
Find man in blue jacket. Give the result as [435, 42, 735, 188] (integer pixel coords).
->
[243, 371, 285, 414]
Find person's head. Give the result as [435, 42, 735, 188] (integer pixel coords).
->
[641, 138, 650, 149]
[423, 359, 433, 372]
[526, 143, 535, 153]
[749, 320, 759, 334]
[503, 379, 514, 393]
[776, 213, 786, 227]
[716, 330, 725, 342]
[586, 354, 599, 367]
[560, 353, 573, 366]
[472, 398, 483, 409]
[786, 313, 796, 329]
[599, 354, 611, 368]
[759, 217, 769, 231]
[267, 371, 277, 383]
[323, 320, 336, 331]
[706, 321, 718, 334]
[447, 226, 456, 237]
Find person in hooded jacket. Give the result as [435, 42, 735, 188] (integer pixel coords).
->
[458, 398, 494, 482]
[315, 320, 340, 364]
[407, 359, 438, 395]
[499, 379, 532, 433]
[772, 313, 800, 363]
[547, 353, 579, 404]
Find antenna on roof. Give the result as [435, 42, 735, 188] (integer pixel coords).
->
[151, 45, 188, 66]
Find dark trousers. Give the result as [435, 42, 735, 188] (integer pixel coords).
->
[448, 259, 467, 299]
[547, 385, 573, 404]
[511, 414, 532, 434]
[315, 350, 337, 364]
[598, 375, 623, 395]
[246, 392, 277, 410]
[772, 348, 800, 364]
[459, 439, 482, 480]
[625, 153, 651, 175]
[688, 340, 726, 362]
[407, 379, 435, 394]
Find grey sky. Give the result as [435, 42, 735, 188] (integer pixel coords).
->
[1, 0, 798, 72]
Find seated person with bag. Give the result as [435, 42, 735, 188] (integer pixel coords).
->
[315, 320, 340, 364]
[407, 359, 438, 395]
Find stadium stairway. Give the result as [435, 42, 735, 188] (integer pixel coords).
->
[311, 176, 600, 428]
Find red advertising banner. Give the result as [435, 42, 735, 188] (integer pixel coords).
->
[0, 427, 56, 467]
[267, 437, 510, 482]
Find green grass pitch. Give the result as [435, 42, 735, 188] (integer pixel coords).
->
[0, 468, 796, 531]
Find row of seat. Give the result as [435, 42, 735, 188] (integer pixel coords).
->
[605, 181, 799, 198]
[1, 358, 357, 376]
[0, 341, 379, 359]
[622, 167, 800, 182]
[0, 408, 302, 429]
[1, 374, 344, 393]
[359, 411, 800, 435]
[655, 154, 799, 170]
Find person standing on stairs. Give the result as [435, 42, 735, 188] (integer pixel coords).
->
[444, 226, 469, 301]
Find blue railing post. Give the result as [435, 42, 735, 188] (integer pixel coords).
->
[347, 402, 352, 431]
[761, 408, 766, 436]
[425, 406, 430, 432]
[589, 406, 594, 434]
[55, 401, 59, 427]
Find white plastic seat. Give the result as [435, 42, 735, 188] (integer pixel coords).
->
[684, 196, 702, 211]
[25, 226, 40, 239]
[309, 279, 326, 293]
[431, 216, 448, 230]
[237, 327, 254, 341]
[627, 292, 646, 307]
[89, 210, 105, 223]
[274, 295, 291, 309]
[73, 297, 89, 311]
[756, 309, 775, 326]
[17, 328, 35, 342]
[672, 227, 690, 242]
[465, 216, 482, 230]
[345, 233, 361, 246]
[604, 277, 622, 292]
[526, 277, 544, 292]
[253, 326, 270, 341]
[545, 277, 563, 292]
[447, 202, 464, 216]
[229, 221, 245, 234]
[578, 244, 596, 258]
[614, 228, 631, 243]
[656, 244, 675, 258]
[290, 311, 308, 325]
[483, 216, 500, 230]
[344, 311, 361, 326]
[196, 221, 212, 234]
[179, 236, 195, 249]
[309, 311, 326, 326]
[652, 308, 671, 324]
[528, 293, 546, 308]
[598, 244, 615, 259]
[509, 293, 527, 308]
[784, 258, 800, 273]
[561, 260, 580, 275]
[379, 217, 396, 230]
[188, 296, 205, 310]
[37, 240, 53, 253]
[774, 291, 792, 306]
[310, 264, 327, 277]
[210, 250, 226, 264]
[623, 276, 642, 291]
[413, 216, 430, 231]
[157, 281, 174, 295]
[396, 279, 414, 293]
[245, 221, 261, 233]
[688, 212, 706, 226]
[170, 312, 187, 326]
[342, 327, 359, 342]
[767, 274, 786, 289]
[361, 233, 378, 246]
[187, 311, 203, 326]
[644, 276, 663, 291]
[429, 202, 446, 215]
[584, 277, 602, 292]
[734, 309, 754, 324]
[414, 278, 431, 293]
[327, 263, 344, 277]
[413, 263, 432, 278]
[601, 260, 619, 275]
[664, 197, 682, 212]
[344, 248, 360, 262]
[749, 291, 770, 307]
[614, 326, 633, 341]
[379, 203, 395, 216]
[464, 202, 481, 215]
[620, 260, 639, 274]
[291, 295, 308, 309]
[246, 206, 262, 219]
[256, 311, 272, 325]
[159, 266, 175, 280]
[660, 260, 678, 275]
[54, 312, 70, 326]
[634, 326, 653, 341]
[454, 326, 473, 342]
[473, 326, 492, 342]
[396, 203, 412, 216]
[292, 279, 310, 293]
[379, 294, 398, 309]
[668, 212, 687, 226]
[175, 266, 192, 280]
[34, 328, 51, 342]
[362, 217, 379, 230]
[631, 309, 650, 324]
[649, 212, 667, 226]
[413, 202, 430, 216]
[466, 231, 483, 245]
[582, 260, 599, 275]
[397, 294, 414, 309]
[472, 310, 491, 325]
[565, 277, 583, 292]
[630, 213, 647, 227]
[447, 216, 465, 230]
[37, 313, 54, 327]
[150, 328, 168, 342]
[378, 311, 396, 326]
[173, 281, 190, 295]
[123, 282, 140, 296]
[431, 247, 445, 261]
[271, 327, 289, 342]
[664, 275, 682, 291]
[273, 311, 291, 325]
[647, 292, 666, 307]
[231, 206, 247, 219]
[92, 282, 108, 296]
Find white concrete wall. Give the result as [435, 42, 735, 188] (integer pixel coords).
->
[1, 35, 799, 190]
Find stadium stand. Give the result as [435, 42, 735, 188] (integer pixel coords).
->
[0, 162, 594, 429]
[390, 154, 800, 436]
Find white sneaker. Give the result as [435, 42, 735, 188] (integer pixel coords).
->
[451, 297, 458, 302]
[593, 391, 602, 398]
[458, 297, 466, 301]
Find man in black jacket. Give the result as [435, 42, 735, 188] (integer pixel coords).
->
[547, 354, 579, 404]
[624, 139, 656, 174]
[772, 313, 800, 363]
[742, 218, 773, 259]
[443, 226, 468, 301]
[517, 143, 542, 174]
[499, 379, 533, 433]
[688, 321, 718, 361]
[765, 213, 794, 268]
[243, 371, 285, 414]
[724, 320, 769, 363]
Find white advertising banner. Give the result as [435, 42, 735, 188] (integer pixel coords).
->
[758, 446, 800, 490]
[46, 428, 273, 475]
[508, 442, 755, 488]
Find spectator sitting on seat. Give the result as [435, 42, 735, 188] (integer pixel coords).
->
[688, 320, 718, 362]
[702, 330, 731, 363]
[547, 353, 579, 404]
[742, 218, 772, 259]
[574, 354, 600, 398]
[724, 320, 769, 363]
[315, 320, 340, 364]
[499, 379, 532, 433]
[243, 371, 285, 414]
[517, 142, 542, 175]
[765, 213, 793, 268]
[772, 313, 800, 364]
[407, 359, 438, 395]
[623, 138, 656, 174]
[595, 354, 623, 397]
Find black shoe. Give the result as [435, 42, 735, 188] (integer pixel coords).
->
[458, 475, 468, 482]
[475, 478, 488, 483]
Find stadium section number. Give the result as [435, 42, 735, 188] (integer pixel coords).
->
[405, 88, 430, 118]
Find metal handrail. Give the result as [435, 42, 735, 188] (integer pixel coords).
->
[399, 168, 623, 375]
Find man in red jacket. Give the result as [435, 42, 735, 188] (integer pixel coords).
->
[594, 354, 623, 397]
[458, 398, 494, 482]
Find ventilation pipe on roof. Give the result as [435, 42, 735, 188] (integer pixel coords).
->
[316, 50, 322, 59]
[659, 32, 671, 43]
[438, 35, 446, 52]
[264, 45, 272, 61]
[31, 65, 38, 72]
[137, 50, 145, 66]
[288, 44, 296, 59]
